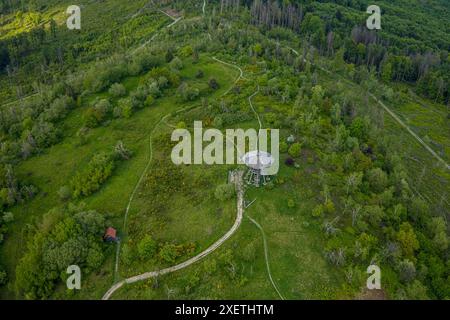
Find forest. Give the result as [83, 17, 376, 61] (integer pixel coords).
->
[0, 0, 448, 301]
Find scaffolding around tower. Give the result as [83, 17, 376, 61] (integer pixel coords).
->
[241, 150, 275, 187]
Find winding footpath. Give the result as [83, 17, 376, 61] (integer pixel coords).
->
[103, 171, 244, 300]
[103, 2, 285, 299]
[248, 86, 262, 130]
[246, 215, 285, 300]
[104, 55, 248, 299]
[245, 85, 286, 300]
[113, 112, 173, 279]
[212, 57, 248, 95]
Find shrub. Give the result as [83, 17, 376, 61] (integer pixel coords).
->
[159, 244, 179, 263]
[170, 57, 183, 70]
[157, 76, 169, 89]
[176, 121, 186, 129]
[147, 82, 161, 98]
[113, 106, 122, 118]
[323, 199, 336, 214]
[96, 99, 112, 114]
[138, 235, 157, 260]
[70, 152, 115, 198]
[397, 259, 416, 283]
[213, 115, 223, 128]
[366, 168, 388, 193]
[285, 157, 295, 166]
[108, 83, 127, 97]
[195, 70, 204, 78]
[208, 78, 220, 90]
[118, 98, 133, 118]
[312, 204, 324, 217]
[177, 83, 199, 102]
[288, 142, 302, 158]
[114, 141, 133, 160]
[58, 186, 72, 201]
[287, 199, 296, 208]
[84, 99, 111, 128]
[121, 243, 135, 266]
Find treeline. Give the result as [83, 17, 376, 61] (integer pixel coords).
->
[218, 0, 449, 103]
[250, 0, 304, 31]
[344, 27, 449, 104]
[0, 1, 170, 101]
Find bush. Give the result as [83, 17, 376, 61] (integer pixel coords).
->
[96, 99, 112, 114]
[312, 204, 324, 217]
[195, 70, 204, 78]
[170, 57, 183, 70]
[113, 106, 123, 118]
[288, 142, 302, 158]
[285, 157, 295, 166]
[57, 185, 72, 201]
[114, 141, 133, 160]
[287, 199, 296, 208]
[397, 259, 416, 283]
[121, 243, 135, 266]
[159, 244, 179, 263]
[157, 76, 169, 89]
[118, 98, 133, 118]
[176, 121, 186, 129]
[147, 82, 161, 98]
[366, 168, 388, 193]
[138, 235, 157, 260]
[213, 116, 223, 128]
[108, 83, 127, 97]
[208, 78, 220, 90]
[70, 152, 115, 198]
[84, 99, 111, 128]
[177, 83, 199, 102]
[2, 212, 14, 223]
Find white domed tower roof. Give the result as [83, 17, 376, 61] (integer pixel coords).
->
[242, 150, 275, 176]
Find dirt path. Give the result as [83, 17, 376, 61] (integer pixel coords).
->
[212, 57, 247, 95]
[245, 85, 285, 300]
[103, 171, 244, 300]
[104, 57, 247, 299]
[113, 112, 172, 279]
[248, 86, 262, 130]
[246, 215, 285, 300]
[369, 93, 450, 170]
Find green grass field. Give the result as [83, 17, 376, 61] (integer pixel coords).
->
[0, 54, 239, 299]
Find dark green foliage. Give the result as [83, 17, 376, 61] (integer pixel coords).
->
[137, 235, 157, 260]
[70, 152, 115, 198]
[15, 207, 107, 299]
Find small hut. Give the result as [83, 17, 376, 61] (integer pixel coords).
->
[104, 227, 118, 243]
